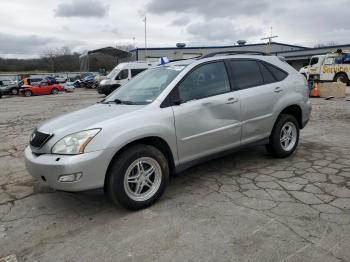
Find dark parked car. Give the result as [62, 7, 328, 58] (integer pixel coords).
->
[45, 76, 59, 85]
[0, 80, 18, 95]
[81, 75, 97, 88]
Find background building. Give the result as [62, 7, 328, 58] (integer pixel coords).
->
[129, 42, 350, 70]
[130, 42, 306, 65]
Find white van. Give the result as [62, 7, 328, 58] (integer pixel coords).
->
[97, 62, 152, 95]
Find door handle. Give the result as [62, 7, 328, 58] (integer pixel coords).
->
[274, 87, 283, 93]
[226, 97, 239, 104]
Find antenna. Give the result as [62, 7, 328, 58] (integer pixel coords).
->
[261, 27, 278, 54]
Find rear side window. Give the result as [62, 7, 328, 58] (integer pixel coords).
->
[228, 60, 263, 89]
[258, 62, 276, 84]
[264, 63, 288, 81]
[131, 68, 147, 77]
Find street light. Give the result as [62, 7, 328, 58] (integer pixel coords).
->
[143, 16, 147, 60]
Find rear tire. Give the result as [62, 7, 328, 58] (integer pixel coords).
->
[51, 88, 59, 94]
[24, 90, 32, 97]
[334, 73, 348, 84]
[266, 114, 299, 158]
[107, 144, 169, 210]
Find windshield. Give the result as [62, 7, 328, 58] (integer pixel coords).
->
[106, 68, 120, 79]
[104, 65, 185, 105]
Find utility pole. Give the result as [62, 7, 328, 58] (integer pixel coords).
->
[132, 37, 136, 49]
[143, 16, 148, 61]
[261, 27, 278, 54]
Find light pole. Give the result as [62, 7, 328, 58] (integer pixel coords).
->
[143, 16, 147, 60]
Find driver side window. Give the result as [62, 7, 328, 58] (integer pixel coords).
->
[310, 58, 318, 65]
[178, 62, 230, 102]
[116, 69, 129, 80]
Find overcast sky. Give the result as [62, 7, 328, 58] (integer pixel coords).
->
[1, 0, 350, 58]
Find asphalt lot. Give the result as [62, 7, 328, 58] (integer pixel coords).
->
[0, 89, 350, 262]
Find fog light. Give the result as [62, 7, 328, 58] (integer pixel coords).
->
[58, 173, 82, 183]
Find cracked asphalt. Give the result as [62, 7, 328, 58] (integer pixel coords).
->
[0, 89, 350, 262]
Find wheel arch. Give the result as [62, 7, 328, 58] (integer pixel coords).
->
[103, 136, 176, 191]
[333, 71, 349, 83]
[277, 104, 302, 129]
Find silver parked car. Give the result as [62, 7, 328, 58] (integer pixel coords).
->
[24, 53, 312, 210]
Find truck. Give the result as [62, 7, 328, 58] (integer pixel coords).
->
[299, 49, 350, 84]
[97, 61, 152, 96]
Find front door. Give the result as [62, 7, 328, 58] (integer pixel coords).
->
[172, 61, 242, 164]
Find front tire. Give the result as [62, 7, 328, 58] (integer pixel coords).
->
[266, 114, 299, 158]
[10, 88, 19, 95]
[51, 88, 59, 94]
[24, 90, 32, 97]
[107, 144, 169, 210]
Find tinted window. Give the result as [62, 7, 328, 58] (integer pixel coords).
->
[264, 63, 288, 81]
[131, 68, 147, 77]
[258, 62, 276, 84]
[178, 62, 230, 102]
[310, 57, 318, 65]
[116, 69, 128, 80]
[228, 60, 263, 89]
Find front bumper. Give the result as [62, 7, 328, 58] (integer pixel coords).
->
[24, 146, 115, 191]
[97, 85, 111, 95]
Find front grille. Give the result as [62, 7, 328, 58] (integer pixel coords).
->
[30, 130, 53, 148]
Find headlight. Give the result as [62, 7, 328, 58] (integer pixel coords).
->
[52, 129, 101, 155]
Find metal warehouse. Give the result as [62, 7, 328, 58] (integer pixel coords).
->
[129, 42, 350, 70]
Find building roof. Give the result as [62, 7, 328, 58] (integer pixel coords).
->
[130, 42, 308, 52]
[276, 43, 350, 60]
[88, 46, 132, 58]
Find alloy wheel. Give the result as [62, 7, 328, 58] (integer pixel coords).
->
[123, 157, 162, 202]
[280, 122, 297, 151]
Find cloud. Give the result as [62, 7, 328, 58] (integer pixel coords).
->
[0, 33, 57, 55]
[170, 16, 191, 26]
[146, 0, 270, 19]
[0, 33, 86, 58]
[186, 19, 263, 44]
[54, 0, 108, 18]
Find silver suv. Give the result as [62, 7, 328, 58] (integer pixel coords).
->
[24, 54, 312, 210]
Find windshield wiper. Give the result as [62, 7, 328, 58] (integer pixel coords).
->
[101, 99, 136, 105]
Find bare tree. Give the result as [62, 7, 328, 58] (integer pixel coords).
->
[314, 41, 338, 48]
[116, 44, 134, 52]
[42, 49, 57, 72]
[41, 46, 74, 72]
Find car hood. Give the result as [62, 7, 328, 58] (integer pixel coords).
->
[38, 103, 145, 135]
[100, 79, 117, 85]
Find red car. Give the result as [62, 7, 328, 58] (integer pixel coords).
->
[21, 81, 63, 97]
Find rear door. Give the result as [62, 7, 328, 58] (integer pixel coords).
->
[171, 61, 242, 163]
[227, 59, 288, 144]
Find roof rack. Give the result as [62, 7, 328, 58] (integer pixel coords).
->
[199, 50, 268, 59]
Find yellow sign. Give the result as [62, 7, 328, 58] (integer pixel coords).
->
[322, 66, 349, 74]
